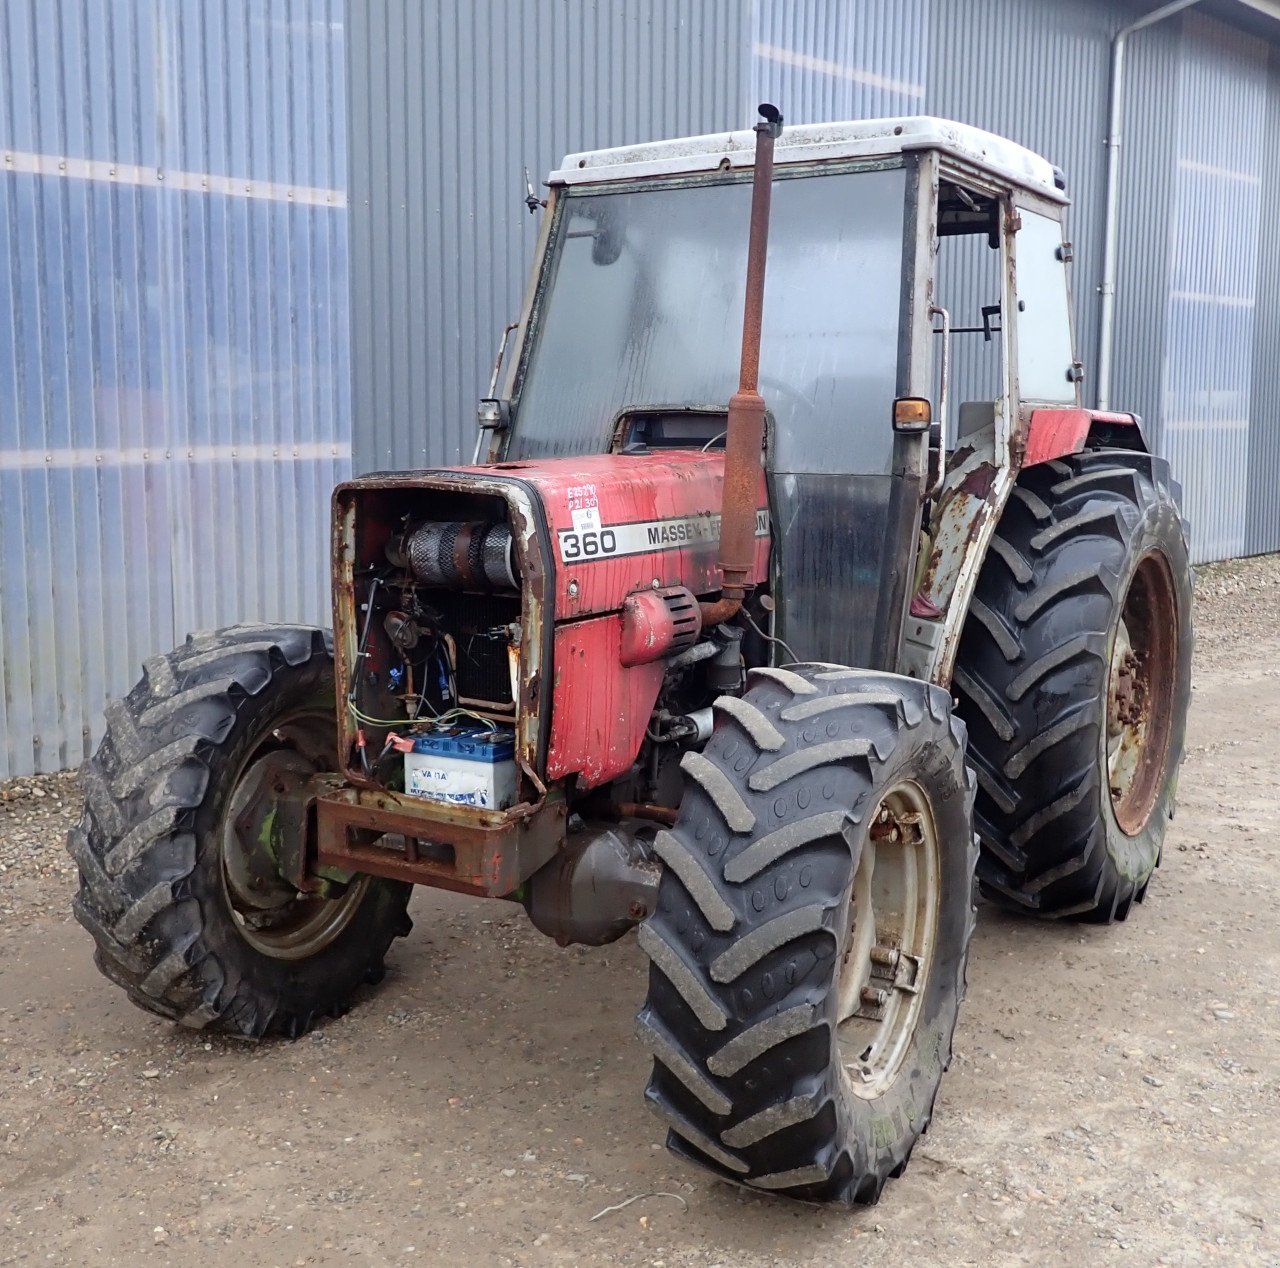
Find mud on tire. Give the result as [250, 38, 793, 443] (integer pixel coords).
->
[67, 624, 412, 1038]
[954, 449, 1193, 921]
[636, 664, 977, 1206]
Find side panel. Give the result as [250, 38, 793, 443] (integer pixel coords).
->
[772, 473, 919, 670]
[546, 617, 665, 790]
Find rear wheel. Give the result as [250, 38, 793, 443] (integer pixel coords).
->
[67, 624, 412, 1037]
[636, 665, 976, 1205]
[953, 449, 1193, 920]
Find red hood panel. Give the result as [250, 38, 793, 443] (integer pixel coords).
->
[470, 451, 770, 618]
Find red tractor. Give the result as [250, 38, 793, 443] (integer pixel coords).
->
[70, 108, 1192, 1206]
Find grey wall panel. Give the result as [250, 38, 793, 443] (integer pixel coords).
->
[1246, 48, 1280, 556]
[1109, 15, 1182, 452]
[348, 0, 749, 475]
[1162, 11, 1269, 563]
[4, 0, 1278, 781]
[0, 0, 349, 779]
[751, 0, 929, 121]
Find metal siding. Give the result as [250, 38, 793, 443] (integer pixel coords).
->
[922, 0, 1275, 564]
[1246, 48, 1280, 555]
[1162, 12, 1269, 563]
[347, 0, 749, 475]
[1109, 15, 1182, 454]
[0, 0, 349, 778]
[750, 0, 929, 122]
[7, 1, 1280, 778]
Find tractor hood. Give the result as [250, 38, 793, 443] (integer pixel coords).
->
[474, 450, 770, 619]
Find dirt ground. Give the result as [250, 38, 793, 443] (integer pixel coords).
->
[2, 556, 1278, 1268]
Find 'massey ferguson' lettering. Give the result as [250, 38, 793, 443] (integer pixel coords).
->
[646, 517, 717, 547]
[557, 508, 769, 563]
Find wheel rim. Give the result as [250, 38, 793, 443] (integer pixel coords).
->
[1106, 551, 1179, 835]
[835, 780, 940, 1098]
[219, 705, 371, 961]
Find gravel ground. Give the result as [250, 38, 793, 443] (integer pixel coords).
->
[1, 555, 1278, 1266]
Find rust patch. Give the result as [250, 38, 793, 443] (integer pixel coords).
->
[313, 782, 566, 898]
[958, 461, 997, 500]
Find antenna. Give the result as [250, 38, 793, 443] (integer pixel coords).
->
[523, 166, 545, 214]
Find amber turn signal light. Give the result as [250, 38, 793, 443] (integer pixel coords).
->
[893, 397, 932, 433]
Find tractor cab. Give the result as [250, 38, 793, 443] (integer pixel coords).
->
[493, 117, 1082, 673]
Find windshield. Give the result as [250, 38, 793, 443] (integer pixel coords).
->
[509, 165, 908, 475]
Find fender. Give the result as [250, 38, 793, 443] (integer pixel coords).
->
[899, 427, 1015, 686]
[1023, 407, 1147, 466]
[900, 406, 1150, 687]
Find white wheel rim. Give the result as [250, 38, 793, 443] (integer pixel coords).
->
[834, 780, 941, 1099]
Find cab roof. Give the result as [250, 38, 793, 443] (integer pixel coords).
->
[552, 115, 1066, 203]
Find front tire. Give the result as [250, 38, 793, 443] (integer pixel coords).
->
[67, 624, 412, 1037]
[636, 665, 976, 1205]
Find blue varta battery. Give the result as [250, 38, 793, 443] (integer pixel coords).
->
[403, 724, 517, 810]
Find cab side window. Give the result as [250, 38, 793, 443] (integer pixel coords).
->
[1015, 211, 1077, 403]
[934, 182, 1007, 443]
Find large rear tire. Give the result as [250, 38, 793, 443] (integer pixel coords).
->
[636, 665, 976, 1205]
[67, 624, 412, 1037]
[953, 449, 1193, 921]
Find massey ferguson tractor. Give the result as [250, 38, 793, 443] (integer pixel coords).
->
[69, 109, 1193, 1206]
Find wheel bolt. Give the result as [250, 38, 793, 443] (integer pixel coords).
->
[861, 985, 890, 1008]
[869, 945, 900, 970]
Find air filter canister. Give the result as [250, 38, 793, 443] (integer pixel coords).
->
[392, 521, 516, 591]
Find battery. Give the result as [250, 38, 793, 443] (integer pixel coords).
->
[403, 724, 517, 810]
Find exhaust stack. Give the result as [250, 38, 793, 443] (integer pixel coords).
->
[700, 103, 783, 628]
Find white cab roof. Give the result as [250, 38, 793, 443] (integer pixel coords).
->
[552, 115, 1065, 202]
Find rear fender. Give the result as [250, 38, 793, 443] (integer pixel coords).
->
[1023, 407, 1147, 467]
[899, 404, 1148, 686]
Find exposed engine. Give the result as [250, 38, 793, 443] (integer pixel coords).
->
[336, 454, 768, 801]
[330, 455, 770, 940]
[335, 481, 528, 805]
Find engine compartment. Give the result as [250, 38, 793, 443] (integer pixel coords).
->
[332, 478, 541, 809]
[332, 456, 774, 835]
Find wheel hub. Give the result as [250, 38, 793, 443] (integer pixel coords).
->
[1106, 552, 1179, 835]
[223, 750, 318, 912]
[219, 709, 370, 961]
[835, 782, 940, 1098]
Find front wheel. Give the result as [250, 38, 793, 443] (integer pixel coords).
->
[636, 665, 976, 1205]
[67, 624, 412, 1038]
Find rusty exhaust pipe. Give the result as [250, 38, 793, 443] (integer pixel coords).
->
[700, 103, 783, 629]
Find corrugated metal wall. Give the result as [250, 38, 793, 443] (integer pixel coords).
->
[751, 0, 929, 120]
[348, 0, 1280, 571]
[0, 0, 349, 778]
[348, 0, 748, 473]
[1246, 46, 1280, 555]
[6, 1, 1280, 777]
[1110, 13, 1183, 455]
[1162, 12, 1270, 561]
